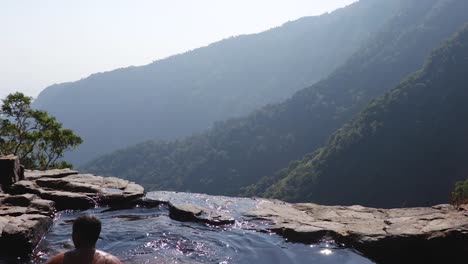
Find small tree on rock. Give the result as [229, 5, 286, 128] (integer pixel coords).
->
[0, 92, 82, 169]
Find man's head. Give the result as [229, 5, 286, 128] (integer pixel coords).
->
[72, 214, 101, 249]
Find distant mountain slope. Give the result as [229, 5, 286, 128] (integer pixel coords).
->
[263, 24, 468, 208]
[33, 0, 399, 166]
[83, 0, 468, 196]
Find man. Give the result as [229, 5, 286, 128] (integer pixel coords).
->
[46, 214, 121, 264]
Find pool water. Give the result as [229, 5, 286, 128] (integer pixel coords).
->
[24, 204, 374, 264]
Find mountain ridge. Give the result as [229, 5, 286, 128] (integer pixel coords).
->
[83, 0, 468, 197]
[262, 23, 468, 207]
[34, 0, 399, 165]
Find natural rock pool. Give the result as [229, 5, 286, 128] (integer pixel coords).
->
[0, 169, 466, 263]
[27, 202, 373, 263]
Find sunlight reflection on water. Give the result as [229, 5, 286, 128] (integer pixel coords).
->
[24, 195, 374, 264]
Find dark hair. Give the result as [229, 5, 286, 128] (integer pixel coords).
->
[72, 214, 101, 246]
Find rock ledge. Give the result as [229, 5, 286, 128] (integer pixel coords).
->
[146, 191, 468, 263]
[0, 158, 145, 258]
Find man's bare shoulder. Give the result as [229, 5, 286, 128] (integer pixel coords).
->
[95, 250, 121, 264]
[45, 250, 120, 264]
[45, 252, 65, 264]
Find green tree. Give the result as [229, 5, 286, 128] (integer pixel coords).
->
[452, 179, 468, 206]
[0, 92, 82, 169]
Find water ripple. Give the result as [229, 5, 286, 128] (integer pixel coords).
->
[27, 202, 373, 263]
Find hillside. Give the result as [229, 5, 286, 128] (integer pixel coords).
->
[32, 0, 400, 166]
[262, 24, 468, 208]
[83, 0, 468, 196]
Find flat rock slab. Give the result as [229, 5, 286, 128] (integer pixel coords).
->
[10, 172, 145, 210]
[24, 169, 78, 179]
[253, 200, 468, 263]
[145, 192, 468, 263]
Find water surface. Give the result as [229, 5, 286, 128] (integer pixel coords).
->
[25, 204, 374, 264]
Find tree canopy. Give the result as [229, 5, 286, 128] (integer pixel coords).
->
[0, 92, 82, 169]
[452, 179, 468, 206]
[260, 24, 468, 207]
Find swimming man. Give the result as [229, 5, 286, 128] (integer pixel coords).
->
[46, 214, 121, 264]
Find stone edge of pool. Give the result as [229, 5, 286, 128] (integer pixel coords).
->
[0, 155, 145, 256]
[1, 155, 468, 263]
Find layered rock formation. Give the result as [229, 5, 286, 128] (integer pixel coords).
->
[0, 156, 145, 257]
[10, 169, 144, 210]
[0, 193, 54, 256]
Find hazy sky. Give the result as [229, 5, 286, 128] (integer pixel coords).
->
[0, 0, 357, 99]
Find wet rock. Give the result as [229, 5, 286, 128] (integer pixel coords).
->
[0, 155, 24, 190]
[166, 202, 234, 225]
[167, 201, 235, 226]
[147, 192, 240, 225]
[169, 203, 203, 220]
[0, 193, 56, 256]
[0, 214, 52, 256]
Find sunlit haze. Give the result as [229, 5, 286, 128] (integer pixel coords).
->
[1, 1, 467, 262]
[0, 0, 357, 99]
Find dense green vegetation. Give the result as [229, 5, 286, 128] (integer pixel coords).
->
[261, 24, 468, 208]
[83, 0, 468, 198]
[452, 179, 468, 205]
[0, 93, 82, 169]
[33, 0, 401, 166]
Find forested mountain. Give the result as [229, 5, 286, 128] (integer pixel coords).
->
[83, 0, 468, 196]
[261, 24, 468, 208]
[32, 0, 400, 166]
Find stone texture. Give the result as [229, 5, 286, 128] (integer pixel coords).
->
[253, 200, 468, 263]
[0, 213, 52, 256]
[146, 191, 247, 226]
[145, 191, 468, 264]
[2, 172, 468, 263]
[40, 191, 96, 210]
[0, 155, 24, 190]
[24, 169, 78, 179]
[0, 169, 145, 258]
[0, 193, 55, 256]
[10, 171, 145, 210]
